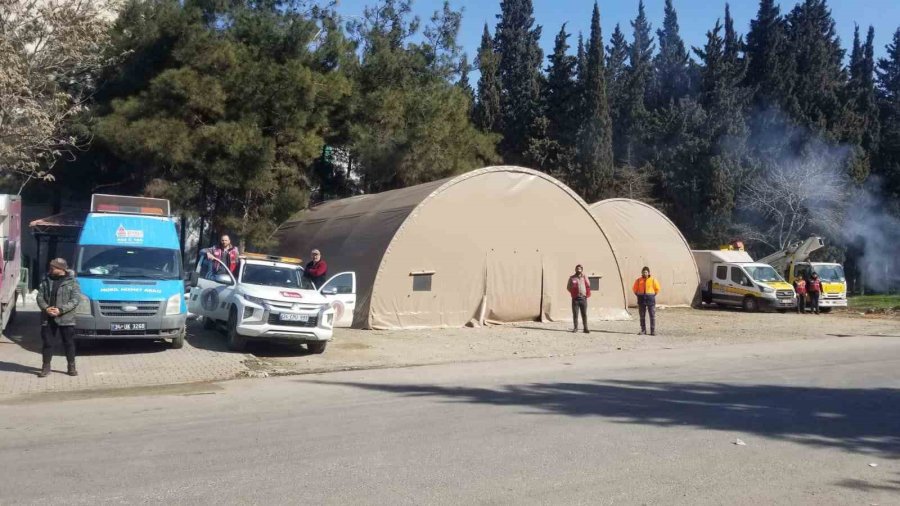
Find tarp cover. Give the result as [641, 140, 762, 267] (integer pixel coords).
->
[589, 198, 700, 307]
[274, 166, 629, 329]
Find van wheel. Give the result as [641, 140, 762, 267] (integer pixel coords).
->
[170, 327, 185, 349]
[203, 315, 216, 330]
[227, 309, 246, 352]
[306, 341, 327, 354]
[742, 296, 759, 312]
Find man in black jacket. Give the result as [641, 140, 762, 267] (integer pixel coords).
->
[35, 258, 82, 377]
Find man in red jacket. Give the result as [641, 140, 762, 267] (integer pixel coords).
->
[304, 249, 328, 288]
[206, 234, 239, 276]
[568, 265, 591, 334]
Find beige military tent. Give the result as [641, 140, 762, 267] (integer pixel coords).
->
[274, 166, 629, 329]
[589, 198, 700, 307]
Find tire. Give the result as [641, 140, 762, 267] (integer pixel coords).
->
[203, 315, 216, 330]
[742, 296, 759, 312]
[226, 308, 246, 352]
[820, 307, 832, 314]
[170, 327, 185, 349]
[306, 341, 327, 354]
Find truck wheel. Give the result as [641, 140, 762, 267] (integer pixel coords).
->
[170, 327, 185, 349]
[820, 307, 832, 314]
[227, 309, 246, 352]
[306, 341, 327, 354]
[203, 315, 216, 330]
[742, 296, 759, 312]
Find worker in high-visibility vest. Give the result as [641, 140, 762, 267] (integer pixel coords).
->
[632, 266, 661, 335]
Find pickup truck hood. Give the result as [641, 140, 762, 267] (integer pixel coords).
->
[237, 285, 328, 305]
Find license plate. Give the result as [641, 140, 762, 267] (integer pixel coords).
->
[111, 323, 146, 331]
[780, 300, 793, 305]
[279, 313, 309, 322]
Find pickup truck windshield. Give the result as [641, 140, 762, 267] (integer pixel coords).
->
[77, 245, 182, 280]
[813, 265, 845, 282]
[241, 263, 315, 290]
[745, 266, 783, 283]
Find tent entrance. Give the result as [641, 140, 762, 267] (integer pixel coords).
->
[485, 249, 542, 323]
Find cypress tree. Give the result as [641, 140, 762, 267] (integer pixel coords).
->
[653, 0, 691, 107]
[723, 3, 742, 67]
[576, 2, 614, 201]
[876, 28, 900, 211]
[622, 0, 654, 166]
[745, 0, 794, 108]
[458, 53, 474, 103]
[474, 24, 501, 133]
[607, 23, 630, 165]
[495, 0, 543, 164]
[545, 24, 579, 147]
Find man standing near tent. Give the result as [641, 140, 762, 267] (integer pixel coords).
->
[568, 265, 590, 334]
[633, 266, 661, 335]
[304, 249, 328, 287]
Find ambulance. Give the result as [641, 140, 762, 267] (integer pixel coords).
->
[693, 249, 797, 312]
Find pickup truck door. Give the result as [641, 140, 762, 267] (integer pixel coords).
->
[190, 255, 236, 323]
[318, 272, 356, 327]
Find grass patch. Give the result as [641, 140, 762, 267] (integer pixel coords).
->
[848, 295, 900, 310]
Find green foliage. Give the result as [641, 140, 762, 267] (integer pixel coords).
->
[474, 24, 501, 133]
[653, 0, 691, 107]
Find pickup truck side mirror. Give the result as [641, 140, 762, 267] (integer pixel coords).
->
[214, 273, 234, 286]
[188, 272, 199, 288]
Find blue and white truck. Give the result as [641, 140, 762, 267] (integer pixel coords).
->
[73, 195, 187, 348]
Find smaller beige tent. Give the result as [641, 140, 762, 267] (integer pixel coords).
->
[590, 199, 700, 307]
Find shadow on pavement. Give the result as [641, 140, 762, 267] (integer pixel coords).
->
[315, 378, 900, 457]
[184, 319, 313, 357]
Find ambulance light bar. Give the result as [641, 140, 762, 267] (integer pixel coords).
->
[91, 194, 171, 216]
[242, 252, 304, 265]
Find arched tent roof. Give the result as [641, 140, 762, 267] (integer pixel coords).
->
[274, 166, 629, 329]
[589, 198, 700, 307]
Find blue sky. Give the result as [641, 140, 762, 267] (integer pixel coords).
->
[334, 0, 900, 65]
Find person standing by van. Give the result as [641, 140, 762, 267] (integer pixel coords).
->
[808, 272, 822, 314]
[793, 275, 808, 314]
[207, 234, 239, 276]
[633, 266, 661, 335]
[568, 265, 591, 334]
[35, 258, 82, 377]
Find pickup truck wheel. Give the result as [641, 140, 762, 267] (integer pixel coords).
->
[227, 309, 246, 352]
[306, 341, 327, 354]
[202, 315, 216, 330]
[170, 327, 185, 349]
[742, 296, 759, 312]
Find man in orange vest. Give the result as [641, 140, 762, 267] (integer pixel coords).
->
[633, 266, 661, 335]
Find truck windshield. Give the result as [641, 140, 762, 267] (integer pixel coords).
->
[814, 265, 845, 282]
[745, 266, 783, 283]
[77, 246, 182, 280]
[241, 264, 315, 290]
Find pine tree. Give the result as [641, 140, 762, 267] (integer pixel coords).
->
[473, 24, 501, 133]
[576, 2, 614, 202]
[723, 3, 742, 67]
[458, 53, 473, 99]
[607, 23, 630, 165]
[622, 0, 654, 166]
[876, 28, 900, 211]
[495, 0, 543, 164]
[653, 0, 691, 107]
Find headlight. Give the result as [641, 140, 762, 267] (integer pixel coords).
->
[760, 286, 774, 293]
[165, 293, 183, 315]
[76, 294, 92, 315]
[242, 294, 266, 306]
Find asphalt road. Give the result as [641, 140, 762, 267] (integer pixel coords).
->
[1, 336, 898, 505]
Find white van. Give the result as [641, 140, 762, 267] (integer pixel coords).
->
[693, 250, 796, 312]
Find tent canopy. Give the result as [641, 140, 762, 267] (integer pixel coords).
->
[589, 198, 700, 307]
[275, 166, 629, 329]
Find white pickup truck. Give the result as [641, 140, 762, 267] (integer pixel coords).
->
[187, 253, 356, 353]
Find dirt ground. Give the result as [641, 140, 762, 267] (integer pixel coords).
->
[243, 306, 900, 377]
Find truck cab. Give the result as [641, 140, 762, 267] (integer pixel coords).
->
[0, 195, 21, 332]
[787, 262, 847, 312]
[188, 252, 355, 353]
[74, 195, 187, 348]
[694, 250, 796, 312]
